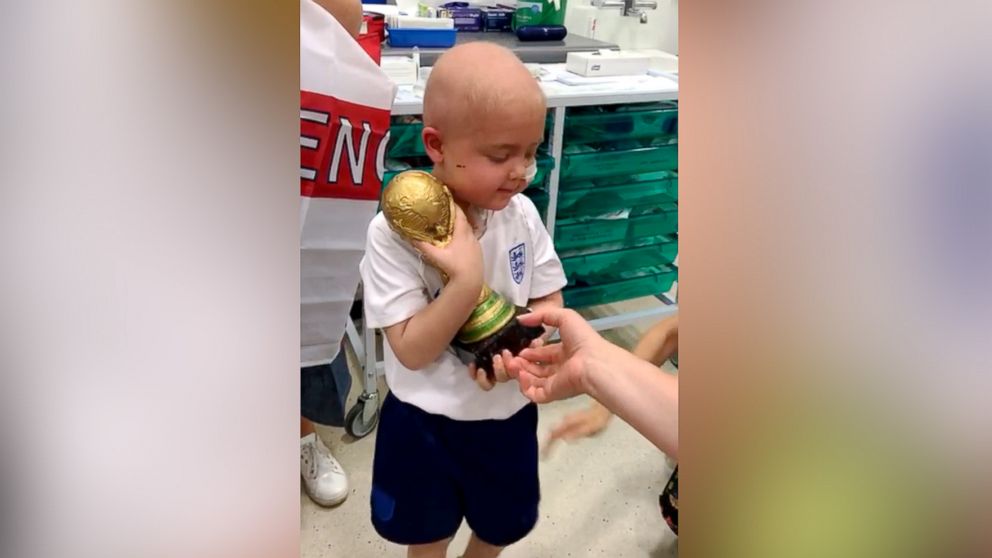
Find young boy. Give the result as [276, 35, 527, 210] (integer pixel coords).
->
[359, 43, 566, 558]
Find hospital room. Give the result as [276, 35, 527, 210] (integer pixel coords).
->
[300, 1, 679, 556]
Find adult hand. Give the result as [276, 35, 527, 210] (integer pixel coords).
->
[509, 308, 681, 457]
[505, 307, 612, 404]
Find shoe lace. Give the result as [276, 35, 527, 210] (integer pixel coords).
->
[301, 442, 317, 479]
[315, 440, 344, 474]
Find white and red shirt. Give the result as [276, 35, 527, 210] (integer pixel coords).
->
[300, 0, 396, 366]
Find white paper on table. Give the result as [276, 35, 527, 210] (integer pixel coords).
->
[394, 85, 424, 103]
[648, 69, 679, 81]
[541, 72, 678, 97]
[556, 71, 655, 86]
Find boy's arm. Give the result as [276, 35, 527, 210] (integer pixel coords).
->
[527, 290, 564, 342]
[383, 204, 484, 370]
[528, 290, 563, 311]
[631, 314, 679, 366]
[473, 197, 567, 389]
[521, 196, 567, 342]
[384, 275, 480, 370]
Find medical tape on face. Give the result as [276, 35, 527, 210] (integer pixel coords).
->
[524, 160, 538, 183]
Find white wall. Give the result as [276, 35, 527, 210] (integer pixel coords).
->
[564, 0, 678, 54]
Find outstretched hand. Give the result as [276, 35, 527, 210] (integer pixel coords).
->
[508, 308, 681, 458]
[504, 307, 610, 404]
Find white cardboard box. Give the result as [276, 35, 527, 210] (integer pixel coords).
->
[628, 49, 679, 72]
[381, 56, 419, 86]
[565, 50, 651, 78]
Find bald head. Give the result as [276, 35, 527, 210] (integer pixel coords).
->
[423, 43, 545, 138]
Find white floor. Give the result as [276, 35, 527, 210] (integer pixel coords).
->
[301, 297, 678, 558]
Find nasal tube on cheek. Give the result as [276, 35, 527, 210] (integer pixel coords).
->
[523, 161, 538, 183]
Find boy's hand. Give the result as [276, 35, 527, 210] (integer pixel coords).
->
[549, 402, 613, 442]
[467, 328, 546, 391]
[542, 402, 613, 458]
[524, 292, 564, 347]
[468, 349, 514, 391]
[413, 204, 483, 286]
[467, 324, 551, 392]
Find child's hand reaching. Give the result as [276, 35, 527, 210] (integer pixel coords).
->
[549, 401, 613, 442]
[541, 401, 613, 457]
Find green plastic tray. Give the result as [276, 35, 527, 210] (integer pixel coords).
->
[554, 204, 678, 252]
[557, 174, 677, 220]
[565, 103, 678, 144]
[563, 264, 678, 308]
[382, 164, 430, 189]
[384, 152, 552, 188]
[560, 145, 678, 180]
[563, 170, 674, 190]
[562, 237, 678, 285]
[387, 120, 425, 158]
[597, 171, 678, 200]
[531, 153, 554, 190]
[523, 188, 549, 221]
[557, 230, 676, 257]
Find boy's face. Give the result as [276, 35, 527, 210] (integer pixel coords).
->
[427, 108, 545, 211]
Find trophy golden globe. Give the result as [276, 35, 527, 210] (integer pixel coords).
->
[382, 170, 544, 379]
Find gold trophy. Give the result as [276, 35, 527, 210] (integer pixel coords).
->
[381, 170, 544, 378]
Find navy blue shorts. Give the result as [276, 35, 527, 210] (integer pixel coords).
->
[370, 392, 540, 547]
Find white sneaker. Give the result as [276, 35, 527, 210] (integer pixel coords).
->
[301, 432, 349, 506]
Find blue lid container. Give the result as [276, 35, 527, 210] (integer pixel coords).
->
[387, 27, 457, 48]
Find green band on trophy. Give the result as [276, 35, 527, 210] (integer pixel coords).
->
[457, 290, 517, 344]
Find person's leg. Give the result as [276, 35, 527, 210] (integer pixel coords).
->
[300, 426, 348, 506]
[301, 416, 316, 437]
[301, 349, 353, 428]
[371, 393, 462, 547]
[407, 538, 452, 558]
[458, 403, 541, 555]
[300, 348, 353, 506]
[462, 533, 503, 558]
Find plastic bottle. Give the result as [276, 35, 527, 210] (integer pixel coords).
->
[512, 0, 567, 30]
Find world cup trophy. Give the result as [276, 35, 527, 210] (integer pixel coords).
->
[381, 170, 544, 379]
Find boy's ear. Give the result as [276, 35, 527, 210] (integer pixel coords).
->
[422, 126, 444, 164]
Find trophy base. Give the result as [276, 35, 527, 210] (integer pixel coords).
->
[453, 306, 545, 381]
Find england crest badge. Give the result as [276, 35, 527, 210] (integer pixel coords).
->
[509, 243, 526, 285]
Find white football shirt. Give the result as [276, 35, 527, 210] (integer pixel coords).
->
[360, 195, 566, 420]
